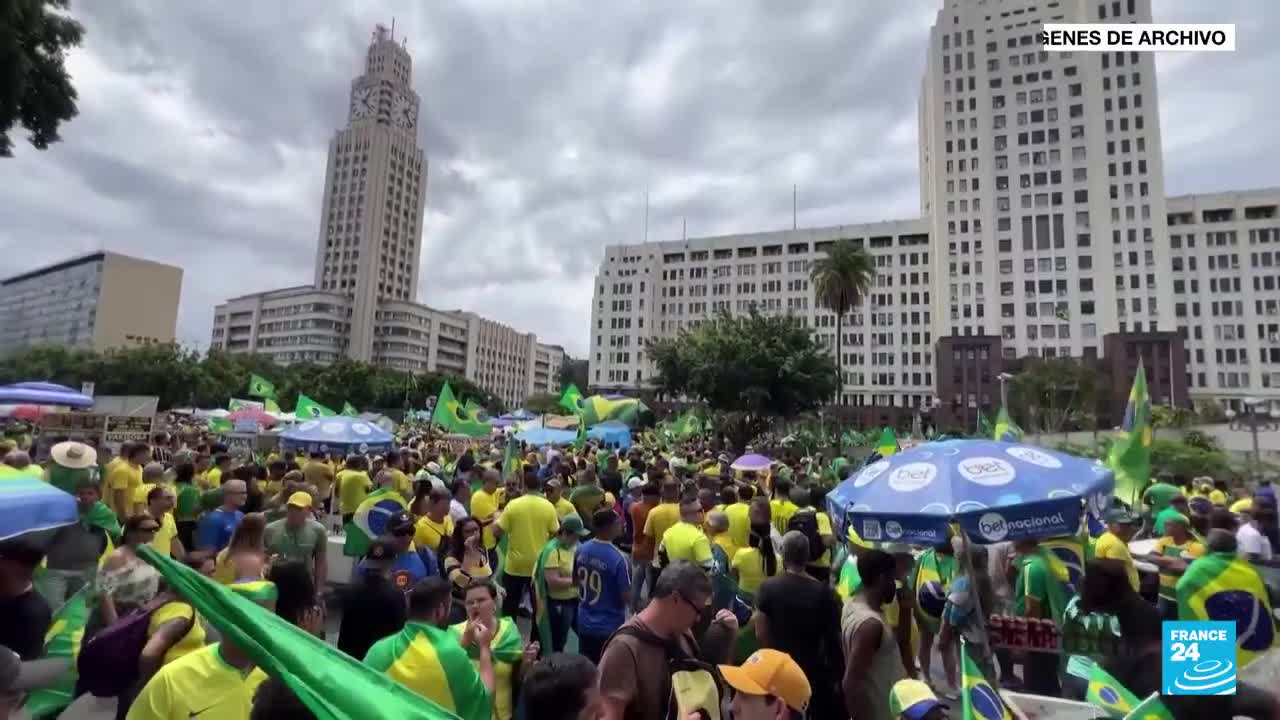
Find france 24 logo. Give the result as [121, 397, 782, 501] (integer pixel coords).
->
[1162, 621, 1236, 695]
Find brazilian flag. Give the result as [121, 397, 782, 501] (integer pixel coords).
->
[961, 639, 1013, 720]
[559, 383, 583, 413]
[1176, 550, 1277, 668]
[1123, 692, 1175, 720]
[1041, 535, 1085, 594]
[1108, 365, 1152, 507]
[364, 621, 491, 720]
[450, 616, 523, 666]
[136, 547, 464, 720]
[22, 591, 89, 719]
[876, 427, 899, 457]
[992, 406, 1022, 442]
[431, 382, 491, 438]
[342, 402, 359, 417]
[344, 487, 409, 558]
[912, 548, 956, 631]
[1083, 661, 1141, 718]
[296, 393, 337, 419]
[531, 538, 562, 652]
[248, 373, 277, 399]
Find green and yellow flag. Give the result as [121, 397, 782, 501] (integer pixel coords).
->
[961, 639, 1013, 720]
[993, 406, 1022, 442]
[574, 414, 587, 451]
[531, 538, 561, 652]
[248, 373, 277, 399]
[295, 393, 336, 419]
[1084, 661, 1141, 717]
[450, 617, 523, 665]
[135, 547, 463, 720]
[670, 410, 703, 439]
[875, 427, 899, 457]
[22, 590, 88, 719]
[501, 434, 521, 482]
[343, 487, 409, 558]
[578, 394, 648, 428]
[341, 402, 359, 417]
[913, 548, 956, 630]
[559, 384, 583, 413]
[363, 621, 489, 720]
[208, 417, 234, 433]
[431, 382, 491, 438]
[264, 398, 281, 414]
[1176, 551, 1276, 668]
[1122, 693, 1175, 720]
[1108, 365, 1152, 507]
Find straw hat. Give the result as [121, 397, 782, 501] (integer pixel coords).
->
[50, 441, 97, 470]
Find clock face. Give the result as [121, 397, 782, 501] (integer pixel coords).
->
[392, 92, 416, 129]
[350, 87, 374, 119]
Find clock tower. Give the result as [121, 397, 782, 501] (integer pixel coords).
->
[314, 23, 428, 362]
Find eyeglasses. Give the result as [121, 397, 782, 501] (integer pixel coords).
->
[675, 592, 708, 615]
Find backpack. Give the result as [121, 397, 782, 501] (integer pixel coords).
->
[607, 625, 725, 720]
[76, 596, 175, 697]
[788, 509, 825, 563]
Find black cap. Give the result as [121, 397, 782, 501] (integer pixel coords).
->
[364, 539, 394, 567]
[387, 511, 415, 536]
[593, 508, 619, 530]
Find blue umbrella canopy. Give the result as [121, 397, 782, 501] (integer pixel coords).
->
[827, 439, 1113, 545]
[0, 478, 78, 541]
[0, 382, 93, 408]
[279, 416, 394, 455]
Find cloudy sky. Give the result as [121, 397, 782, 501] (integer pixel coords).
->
[2, 1, 1277, 358]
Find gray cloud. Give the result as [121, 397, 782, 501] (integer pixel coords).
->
[0, 0, 1276, 357]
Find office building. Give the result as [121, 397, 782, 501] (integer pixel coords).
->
[210, 25, 566, 408]
[589, 0, 1280, 423]
[0, 251, 183, 353]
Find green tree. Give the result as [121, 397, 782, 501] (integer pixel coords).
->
[646, 308, 839, 449]
[809, 239, 876, 400]
[523, 392, 561, 415]
[1009, 357, 1107, 435]
[1, 0, 84, 157]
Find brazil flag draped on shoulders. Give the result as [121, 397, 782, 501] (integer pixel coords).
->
[364, 621, 492, 720]
[913, 547, 956, 631]
[531, 537, 560, 652]
[134, 546, 465, 720]
[1176, 550, 1277, 668]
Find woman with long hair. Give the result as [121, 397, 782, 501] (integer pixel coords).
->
[731, 521, 779, 601]
[444, 517, 492, 623]
[213, 512, 268, 584]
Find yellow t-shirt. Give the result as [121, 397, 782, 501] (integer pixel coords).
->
[125, 644, 251, 720]
[1095, 531, 1139, 591]
[732, 547, 777, 595]
[1208, 489, 1227, 506]
[413, 515, 454, 554]
[391, 469, 412, 498]
[470, 489, 500, 550]
[496, 495, 560, 577]
[146, 602, 206, 667]
[725, 502, 752, 549]
[643, 502, 681, 543]
[1152, 536, 1206, 596]
[553, 497, 576, 518]
[150, 513, 179, 557]
[1230, 498, 1253, 514]
[205, 467, 223, 489]
[771, 499, 799, 535]
[104, 462, 142, 515]
[337, 470, 372, 514]
[661, 522, 713, 566]
[542, 544, 580, 601]
[711, 532, 739, 561]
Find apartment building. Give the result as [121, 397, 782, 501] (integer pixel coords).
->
[0, 251, 183, 354]
[588, 0, 1279, 422]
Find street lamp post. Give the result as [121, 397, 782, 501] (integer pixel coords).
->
[998, 372, 1014, 409]
[1225, 398, 1280, 480]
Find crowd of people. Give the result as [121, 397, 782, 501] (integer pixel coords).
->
[1, 425, 1279, 720]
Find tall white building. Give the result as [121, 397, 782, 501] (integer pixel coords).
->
[588, 0, 1280, 419]
[211, 25, 564, 408]
[920, 0, 1172, 358]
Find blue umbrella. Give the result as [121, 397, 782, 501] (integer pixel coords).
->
[827, 439, 1113, 546]
[279, 416, 394, 455]
[0, 382, 93, 408]
[0, 478, 78, 541]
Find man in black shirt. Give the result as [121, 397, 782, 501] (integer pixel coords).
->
[754, 530, 845, 720]
[0, 538, 52, 660]
[337, 539, 407, 659]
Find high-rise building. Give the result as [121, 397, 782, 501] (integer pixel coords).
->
[0, 251, 183, 354]
[588, 0, 1280, 421]
[211, 24, 565, 408]
[314, 24, 427, 361]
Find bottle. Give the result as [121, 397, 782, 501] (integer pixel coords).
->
[1013, 617, 1027, 648]
[1046, 620, 1059, 652]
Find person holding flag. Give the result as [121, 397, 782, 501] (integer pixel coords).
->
[1145, 511, 1205, 620]
[533, 514, 589, 654]
[912, 533, 958, 695]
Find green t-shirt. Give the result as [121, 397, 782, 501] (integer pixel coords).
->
[263, 518, 327, 570]
[1014, 554, 1050, 618]
[1143, 482, 1181, 514]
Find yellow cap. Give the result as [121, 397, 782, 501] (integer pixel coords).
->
[889, 679, 947, 720]
[718, 649, 811, 712]
[286, 491, 313, 509]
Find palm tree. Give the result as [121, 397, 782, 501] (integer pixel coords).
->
[809, 239, 876, 404]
